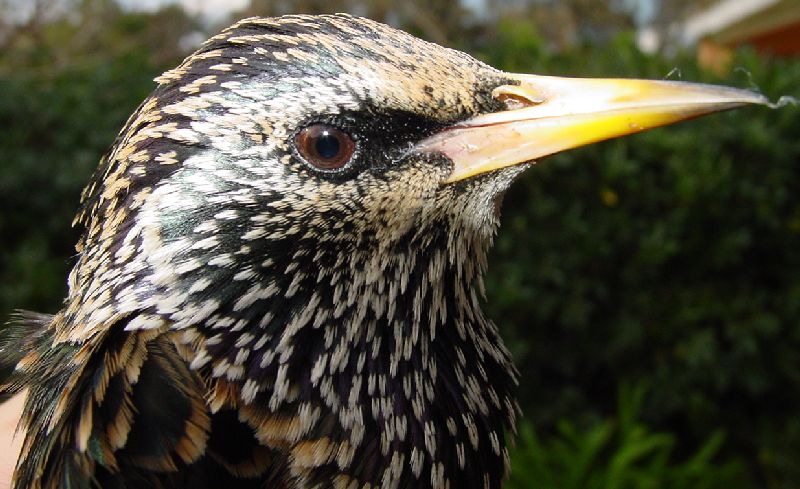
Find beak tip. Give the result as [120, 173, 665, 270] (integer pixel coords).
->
[663, 80, 770, 108]
[712, 85, 770, 107]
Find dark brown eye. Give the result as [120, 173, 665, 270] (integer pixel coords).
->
[295, 124, 356, 171]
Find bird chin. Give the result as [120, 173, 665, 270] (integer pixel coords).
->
[468, 162, 534, 217]
[491, 161, 536, 217]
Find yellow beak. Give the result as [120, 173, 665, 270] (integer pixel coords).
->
[415, 74, 769, 183]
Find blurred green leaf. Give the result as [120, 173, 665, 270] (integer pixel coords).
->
[508, 384, 749, 489]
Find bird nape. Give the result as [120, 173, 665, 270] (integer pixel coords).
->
[0, 13, 767, 489]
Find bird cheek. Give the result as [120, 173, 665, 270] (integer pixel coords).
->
[363, 193, 424, 241]
[353, 177, 429, 240]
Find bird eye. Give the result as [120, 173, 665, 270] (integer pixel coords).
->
[295, 124, 356, 171]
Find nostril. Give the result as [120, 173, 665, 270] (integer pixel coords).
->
[492, 85, 544, 110]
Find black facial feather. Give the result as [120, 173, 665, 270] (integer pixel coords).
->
[2, 13, 524, 489]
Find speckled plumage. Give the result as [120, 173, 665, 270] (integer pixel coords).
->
[3, 14, 524, 489]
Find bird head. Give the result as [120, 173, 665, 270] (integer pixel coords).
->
[58, 14, 766, 488]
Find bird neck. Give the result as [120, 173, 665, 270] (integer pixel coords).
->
[191, 225, 519, 486]
[197, 221, 517, 405]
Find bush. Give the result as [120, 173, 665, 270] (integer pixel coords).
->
[478, 28, 800, 489]
[507, 384, 749, 489]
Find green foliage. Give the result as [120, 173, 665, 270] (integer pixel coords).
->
[507, 384, 748, 489]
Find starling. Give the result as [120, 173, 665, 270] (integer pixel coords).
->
[1, 14, 767, 489]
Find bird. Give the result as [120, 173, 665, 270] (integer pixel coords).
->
[0, 13, 767, 489]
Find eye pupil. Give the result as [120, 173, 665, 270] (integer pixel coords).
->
[296, 124, 356, 171]
[315, 131, 341, 159]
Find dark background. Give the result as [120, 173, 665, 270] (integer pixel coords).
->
[1, 0, 798, 487]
